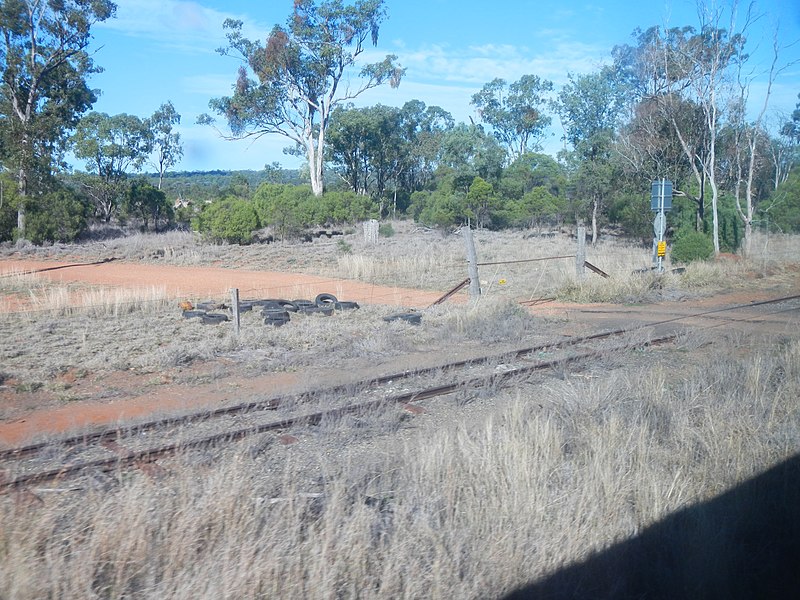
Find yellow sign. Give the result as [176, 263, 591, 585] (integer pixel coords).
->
[657, 241, 667, 257]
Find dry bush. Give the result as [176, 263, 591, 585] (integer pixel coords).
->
[1, 333, 798, 599]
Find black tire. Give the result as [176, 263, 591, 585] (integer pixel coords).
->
[314, 293, 338, 306]
[264, 314, 291, 327]
[197, 301, 226, 311]
[182, 310, 206, 319]
[272, 299, 299, 312]
[262, 307, 290, 318]
[383, 312, 422, 325]
[253, 299, 286, 310]
[333, 301, 360, 311]
[201, 312, 229, 325]
[237, 301, 254, 313]
[292, 299, 316, 310]
[297, 304, 334, 316]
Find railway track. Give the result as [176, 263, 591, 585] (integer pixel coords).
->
[2, 293, 799, 493]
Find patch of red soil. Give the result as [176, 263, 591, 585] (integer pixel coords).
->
[0, 258, 451, 308]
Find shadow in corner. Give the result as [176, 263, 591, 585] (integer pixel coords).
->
[503, 453, 800, 600]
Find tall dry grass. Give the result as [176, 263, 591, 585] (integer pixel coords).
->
[1, 333, 798, 599]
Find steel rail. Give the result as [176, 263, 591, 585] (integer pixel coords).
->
[2, 292, 798, 463]
[0, 327, 644, 461]
[0, 333, 678, 492]
[2, 293, 798, 491]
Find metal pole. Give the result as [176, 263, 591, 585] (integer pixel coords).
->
[658, 179, 665, 273]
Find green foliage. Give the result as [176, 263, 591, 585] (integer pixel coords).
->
[499, 152, 567, 201]
[0, 0, 115, 240]
[317, 190, 375, 224]
[196, 198, 259, 245]
[671, 228, 714, 263]
[607, 192, 652, 242]
[25, 188, 89, 245]
[0, 176, 19, 242]
[252, 183, 376, 238]
[71, 112, 154, 221]
[508, 186, 565, 228]
[412, 189, 464, 229]
[253, 184, 313, 238]
[203, 0, 403, 195]
[762, 169, 800, 233]
[471, 75, 554, 158]
[124, 180, 174, 232]
[147, 101, 183, 187]
[716, 195, 742, 253]
[378, 222, 395, 237]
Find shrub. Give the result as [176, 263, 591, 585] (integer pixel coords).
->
[671, 228, 715, 263]
[25, 188, 89, 244]
[196, 198, 259, 245]
[378, 222, 395, 237]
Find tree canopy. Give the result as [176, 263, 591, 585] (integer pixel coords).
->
[0, 0, 116, 239]
[201, 0, 404, 197]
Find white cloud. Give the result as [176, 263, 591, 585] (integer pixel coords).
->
[97, 0, 276, 53]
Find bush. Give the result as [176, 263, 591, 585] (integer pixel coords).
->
[196, 198, 259, 244]
[378, 222, 395, 237]
[671, 228, 714, 263]
[25, 188, 89, 245]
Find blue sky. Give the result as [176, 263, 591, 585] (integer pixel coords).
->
[79, 0, 800, 173]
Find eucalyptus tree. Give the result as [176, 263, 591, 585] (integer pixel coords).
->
[396, 100, 454, 192]
[0, 0, 116, 239]
[471, 75, 554, 160]
[202, 0, 404, 197]
[772, 94, 800, 189]
[554, 66, 627, 244]
[614, 11, 747, 254]
[147, 101, 183, 190]
[438, 123, 506, 192]
[326, 103, 403, 206]
[71, 112, 153, 222]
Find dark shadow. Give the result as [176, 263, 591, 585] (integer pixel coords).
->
[502, 453, 800, 599]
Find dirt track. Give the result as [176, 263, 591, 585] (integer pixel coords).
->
[0, 258, 450, 309]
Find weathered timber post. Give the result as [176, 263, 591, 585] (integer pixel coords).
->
[576, 226, 586, 280]
[230, 288, 240, 335]
[364, 219, 379, 244]
[463, 226, 481, 301]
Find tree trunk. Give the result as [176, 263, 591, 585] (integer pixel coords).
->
[306, 126, 326, 197]
[591, 197, 598, 246]
[16, 164, 28, 240]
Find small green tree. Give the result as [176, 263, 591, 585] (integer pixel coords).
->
[672, 228, 714, 263]
[124, 180, 173, 232]
[25, 188, 89, 245]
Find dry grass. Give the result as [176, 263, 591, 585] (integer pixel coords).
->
[1, 333, 798, 599]
[1, 227, 799, 598]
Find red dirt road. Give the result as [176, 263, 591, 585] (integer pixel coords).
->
[0, 258, 450, 308]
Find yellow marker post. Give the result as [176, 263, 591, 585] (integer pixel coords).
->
[657, 240, 667, 258]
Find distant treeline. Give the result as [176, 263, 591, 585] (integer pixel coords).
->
[144, 169, 305, 205]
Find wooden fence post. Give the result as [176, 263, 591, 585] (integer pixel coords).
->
[230, 288, 240, 335]
[576, 226, 586, 279]
[463, 226, 481, 301]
